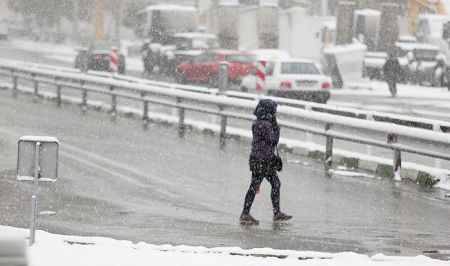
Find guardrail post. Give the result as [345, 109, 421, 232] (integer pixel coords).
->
[387, 133, 401, 181]
[55, 77, 62, 107]
[81, 81, 87, 113]
[12, 72, 18, 98]
[324, 123, 333, 176]
[433, 124, 442, 168]
[32, 74, 38, 102]
[219, 105, 227, 149]
[393, 149, 402, 181]
[110, 86, 117, 120]
[366, 113, 374, 155]
[177, 97, 185, 137]
[142, 92, 149, 129]
[219, 62, 229, 93]
[305, 105, 313, 143]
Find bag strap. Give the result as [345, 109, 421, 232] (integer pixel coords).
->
[275, 146, 279, 156]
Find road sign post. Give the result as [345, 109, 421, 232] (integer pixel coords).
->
[219, 61, 229, 94]
[17, 136, 59, 246]
[30, 141, 40, 246]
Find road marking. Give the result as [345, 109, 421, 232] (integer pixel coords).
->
[0, 126, 177, 191]
[61, 142, 177, 188]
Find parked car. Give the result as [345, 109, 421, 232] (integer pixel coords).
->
[74, 43, 126, 74]
[240, 58, 332, 103]
[175, 50, 255, 86]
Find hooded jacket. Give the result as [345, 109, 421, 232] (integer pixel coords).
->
[250, 99, 280, 160]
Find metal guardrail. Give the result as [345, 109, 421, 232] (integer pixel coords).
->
[4, 59, 450, 133]
[1, 61, 450, 179]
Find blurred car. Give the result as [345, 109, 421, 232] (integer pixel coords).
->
[74, 42, 126, 74]
[240, 58, 332, 103]
[175, 50, 255, 86]
[142, 32, 217, 75]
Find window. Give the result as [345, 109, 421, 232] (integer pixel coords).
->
[280, 62, 320, 75]
[193, 53, 217, 63]
[225, 54, 255, 63]
[265, 62, 275, 76]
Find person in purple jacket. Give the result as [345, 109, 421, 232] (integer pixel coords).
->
[240, 99, 292, 225]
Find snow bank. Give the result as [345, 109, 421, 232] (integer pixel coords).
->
[323, 43, 367, 84]
[0, 226, 448, 266]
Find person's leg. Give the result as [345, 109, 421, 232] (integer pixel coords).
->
[388, 80, 395, 97]
[393, 81, 397, 96]
[266, 171, 281, 215]
[242, 171, 264, 215]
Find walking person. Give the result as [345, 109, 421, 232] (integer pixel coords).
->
[383, 54, 401, 97]
[240, 99, 292, 225]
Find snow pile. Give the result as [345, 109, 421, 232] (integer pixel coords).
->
[0, 226, 448, 266]
[323, 43, 367, 84]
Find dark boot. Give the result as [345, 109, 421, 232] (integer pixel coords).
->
[273, 211, 292, 222]
[239, 214, 259, 225]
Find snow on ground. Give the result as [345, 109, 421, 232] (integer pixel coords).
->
[7, 39, 78, 57]
[329, 166, 376, 178]
[336, 80, 450, 99]
[0, 226, 448, 266]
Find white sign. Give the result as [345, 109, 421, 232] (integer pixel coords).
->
[17, 136, 59, 182]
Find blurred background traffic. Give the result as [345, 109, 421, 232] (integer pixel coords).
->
[1, 0, 450, 102]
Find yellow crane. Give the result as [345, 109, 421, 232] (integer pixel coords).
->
[93, 0, 105, 41]
[408, 0, 448, 34]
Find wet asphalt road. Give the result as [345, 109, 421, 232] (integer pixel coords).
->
[1, 89, 450, 259]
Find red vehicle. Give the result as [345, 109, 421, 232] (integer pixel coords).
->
[175, 50, 255, 86]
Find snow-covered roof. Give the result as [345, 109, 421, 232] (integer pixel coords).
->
[220, 0, 239, 6]
[173, 32, 216, 39]
[210, 49, 249, 55]
[259, 0, 279, 7]
[250, 49, 290, 61]
[365, 52, 387, 58]
[143, 4, 197, 12]
[19, 136, 59, 144]
[395, 42, 440, 51]
[323, 43, 367, 55]
[398, 35, 417, 43]
[279, 57, 315, 64]
[418, 13, 450, 22]
[355, 9, 380, 17]
[174, 50, 203, 56]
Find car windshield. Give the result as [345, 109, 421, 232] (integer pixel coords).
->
[280, 62, 320, 75]
[91, 43, 112, 52]
[225, 54, 255, 63]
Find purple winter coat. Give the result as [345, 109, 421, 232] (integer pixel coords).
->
[250, 99, 280, 160]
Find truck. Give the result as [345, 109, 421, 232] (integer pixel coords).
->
[140, 4, 217, 75]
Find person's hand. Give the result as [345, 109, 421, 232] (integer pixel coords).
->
[271, 116, 279, 128]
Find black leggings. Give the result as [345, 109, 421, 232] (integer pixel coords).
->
[242, 167, 281, 215]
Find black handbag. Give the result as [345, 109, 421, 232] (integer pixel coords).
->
[274, 146, 283, 172]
